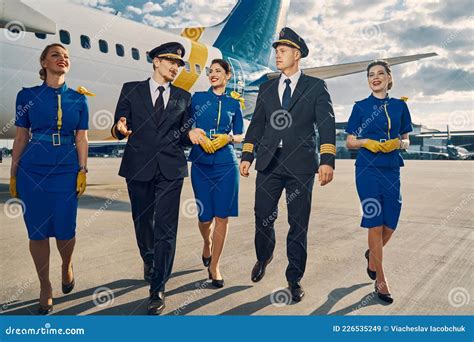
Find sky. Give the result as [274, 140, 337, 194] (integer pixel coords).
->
[81, 0, 474, 131]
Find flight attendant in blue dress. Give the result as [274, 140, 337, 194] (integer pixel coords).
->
[345, 60, 412, 304]
[9, 43, 92, 314]
[189, 59, 245, 288]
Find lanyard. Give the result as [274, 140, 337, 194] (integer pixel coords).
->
[216, 99, 222, 132]
[57, 94, 63, 132]
[383, 103, 391, 139]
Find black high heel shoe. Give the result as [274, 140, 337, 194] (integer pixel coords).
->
[37, 304, 53, 315]
[207, 267, 224, 288]
[202, 255, 212, 267]
[365, 249, 376, 280]
[374, 280, 393, 304]
[62, 265, 75, 294]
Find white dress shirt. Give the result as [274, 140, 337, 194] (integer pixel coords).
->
[278, 69, 302, 105]
[277, 69, 302, 147]
[149, 77, 171, 109]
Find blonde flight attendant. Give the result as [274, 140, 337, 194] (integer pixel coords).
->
[9, 43, 92, 314]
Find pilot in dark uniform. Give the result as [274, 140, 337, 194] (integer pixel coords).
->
[240, 27, 336, 302]
[345, 60, 413, 304]
[111, 42, 203, 315]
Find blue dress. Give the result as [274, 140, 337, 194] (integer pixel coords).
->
[189, 89, 244, 222]
[345, 94, 412, 229]
[15, 82, 89, 240]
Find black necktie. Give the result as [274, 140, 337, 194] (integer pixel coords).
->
[282, 78, 291, 110]
[154, 86, 165, 122]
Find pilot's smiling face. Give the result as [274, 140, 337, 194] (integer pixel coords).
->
[368, 65, 391, 93]
[42, 46, 70, 76]
[275, 45, 300, 72]
[155, 57, 180, 82]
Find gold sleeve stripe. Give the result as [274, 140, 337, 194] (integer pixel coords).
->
[242, 143, 254, 153]
[320, 144, 336, 155]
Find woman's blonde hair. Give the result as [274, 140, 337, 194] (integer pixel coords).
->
[39, 43, 67, 80]
[366, 60, 393, 90]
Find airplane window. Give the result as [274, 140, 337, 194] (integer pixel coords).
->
[99, 39, 108, 53]
[184, 61, 190, 72]
[195, 64, 201, 75]
[146, 51, 152, 63]
[35, 33, 46, 39]
[59, 30, 71, 45]
[131, 48, 140, 60]
[116, 44, 125, 57]
[80, 35, 91, 49]
[205, 67, 210, 76]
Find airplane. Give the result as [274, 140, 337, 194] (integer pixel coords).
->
[408, 125, 474, 160]
[0, 0, 438, 144]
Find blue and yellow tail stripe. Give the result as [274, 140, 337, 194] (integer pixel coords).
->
[173, 27, 208, 91]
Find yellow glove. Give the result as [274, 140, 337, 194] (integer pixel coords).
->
[199, 133, 216, 154]
[9, 176, 18, 198]
[380, 138, 400, 153]
[362, 139, 383, 153]
[76, 172, 87, 197]
[211, 134, 230, 151]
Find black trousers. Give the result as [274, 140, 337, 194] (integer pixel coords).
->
[254, 149, 315, 282]
[126, 167, 183, 293]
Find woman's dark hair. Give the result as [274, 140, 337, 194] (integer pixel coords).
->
[210, 59, 231, 74]
[366, 60, 393, 90]
[39, 43, 68, 80]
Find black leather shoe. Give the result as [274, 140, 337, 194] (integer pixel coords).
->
[37, 304, 53, 315]
[208, 268, 224, 288]
[288, 281, 305, 302]
[374, 281, 393, 304]
[365, 249, 376, 280]
[62, 265, 75, 294]
[147, 291, 165, 315]
[251, 255, 273, 282]
[202, 255, 212, 267]
[144, 263, 153, 283]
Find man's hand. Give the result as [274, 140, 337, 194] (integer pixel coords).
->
[188, 128, 207, 144]
[116, 117, 132, 137]
[318, 164, 334, 186]
[240, 161, 251, 177]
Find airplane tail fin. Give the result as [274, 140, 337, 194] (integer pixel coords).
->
[180, 0, 290, 67]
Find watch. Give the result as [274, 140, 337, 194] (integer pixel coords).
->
[79, 165, 88, 173]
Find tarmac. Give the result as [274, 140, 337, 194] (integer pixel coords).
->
[0, 158, 472, 316]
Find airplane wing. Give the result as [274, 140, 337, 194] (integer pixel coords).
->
[0, 0, 56, 34]
[266, 53, 438, 80]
